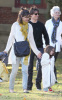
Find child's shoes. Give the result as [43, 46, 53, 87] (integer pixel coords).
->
[49, 88, 54, 92]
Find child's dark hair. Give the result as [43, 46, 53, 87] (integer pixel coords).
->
[17, 7, 29, 24]
[44, 45, 55, 57]
[29, 5, 39, 15]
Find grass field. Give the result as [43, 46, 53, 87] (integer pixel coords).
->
[0, 53, 62, 100]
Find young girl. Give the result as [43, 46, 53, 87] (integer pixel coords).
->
[41, 45, 56, 92]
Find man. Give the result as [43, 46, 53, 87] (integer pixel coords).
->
[27, 6, 49, 90]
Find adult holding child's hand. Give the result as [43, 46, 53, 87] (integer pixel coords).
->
[4, 7, 41, 93]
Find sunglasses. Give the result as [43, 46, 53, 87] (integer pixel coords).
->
[34, 13, 39, 15]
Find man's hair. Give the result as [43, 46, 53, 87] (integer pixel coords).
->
[29, 5, 39, 15]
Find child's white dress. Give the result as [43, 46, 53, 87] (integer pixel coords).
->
[41, 53, 56, 88]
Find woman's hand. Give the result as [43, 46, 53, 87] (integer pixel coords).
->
[37, 52, 42, 59]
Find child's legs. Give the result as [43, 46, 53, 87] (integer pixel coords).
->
[43, 87, 48, 92]
[9, 58, 20, 90]
[21, 58, 28, 90]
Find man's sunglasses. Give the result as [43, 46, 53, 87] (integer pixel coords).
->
[34, 13, 39, 15]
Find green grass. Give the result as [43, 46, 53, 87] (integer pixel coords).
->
[0, 53, 62, 100]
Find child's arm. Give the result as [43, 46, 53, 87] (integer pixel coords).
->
[50, 56, 55, 69]
[41, 53, 50, 66]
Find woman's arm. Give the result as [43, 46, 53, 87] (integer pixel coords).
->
[4, 23, 15, 53]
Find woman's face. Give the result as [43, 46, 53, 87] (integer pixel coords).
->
[50, 49, 55, 56]
[22, 15, 29, 22]
[53, 11, 60, 20]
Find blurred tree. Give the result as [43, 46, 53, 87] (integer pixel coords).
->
[46, 0, 62, 7]
[45, 0, 62, 19]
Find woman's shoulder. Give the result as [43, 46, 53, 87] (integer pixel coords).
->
[28, 23, 32, 27]
[59, 20, 62, 25]
[11, 21, 19, 27]
[45, 19, 52, 24]
[28, 23, 33, 29]
[45, 19, 52, 28]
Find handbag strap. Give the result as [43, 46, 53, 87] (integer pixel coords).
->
[14, 37, 28, 43]
[25, 37, 28, 41]
[14, 38, 17, 43]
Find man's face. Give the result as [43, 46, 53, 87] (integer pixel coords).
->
[31, 11, 39, 20]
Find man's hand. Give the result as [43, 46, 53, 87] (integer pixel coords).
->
[37, 52, 42, 59]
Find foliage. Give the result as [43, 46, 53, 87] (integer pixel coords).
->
[46, 0, 62, 7]
[0, 52, 62, 100]
[45, 0, 62, 19]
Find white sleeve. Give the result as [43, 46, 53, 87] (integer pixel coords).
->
[43, 21, 49, 48]
[45, 21, 48, 30]
[42, 35, 46, 48]
[28, 24, 40, 56]
[50, 56, 55, 69]
[41, 53, 50, 66]
[4, 23, 15, 53]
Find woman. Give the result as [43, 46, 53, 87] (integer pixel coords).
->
[45, 6, 62, 82]
[4, 7, 41, 93]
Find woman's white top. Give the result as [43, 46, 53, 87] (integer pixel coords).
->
[45, 19, 62, 52]
[4, 22, 40, 64]
[41, 53, 56, 88]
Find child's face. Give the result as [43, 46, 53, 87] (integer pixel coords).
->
[50, 49, 55, 56]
